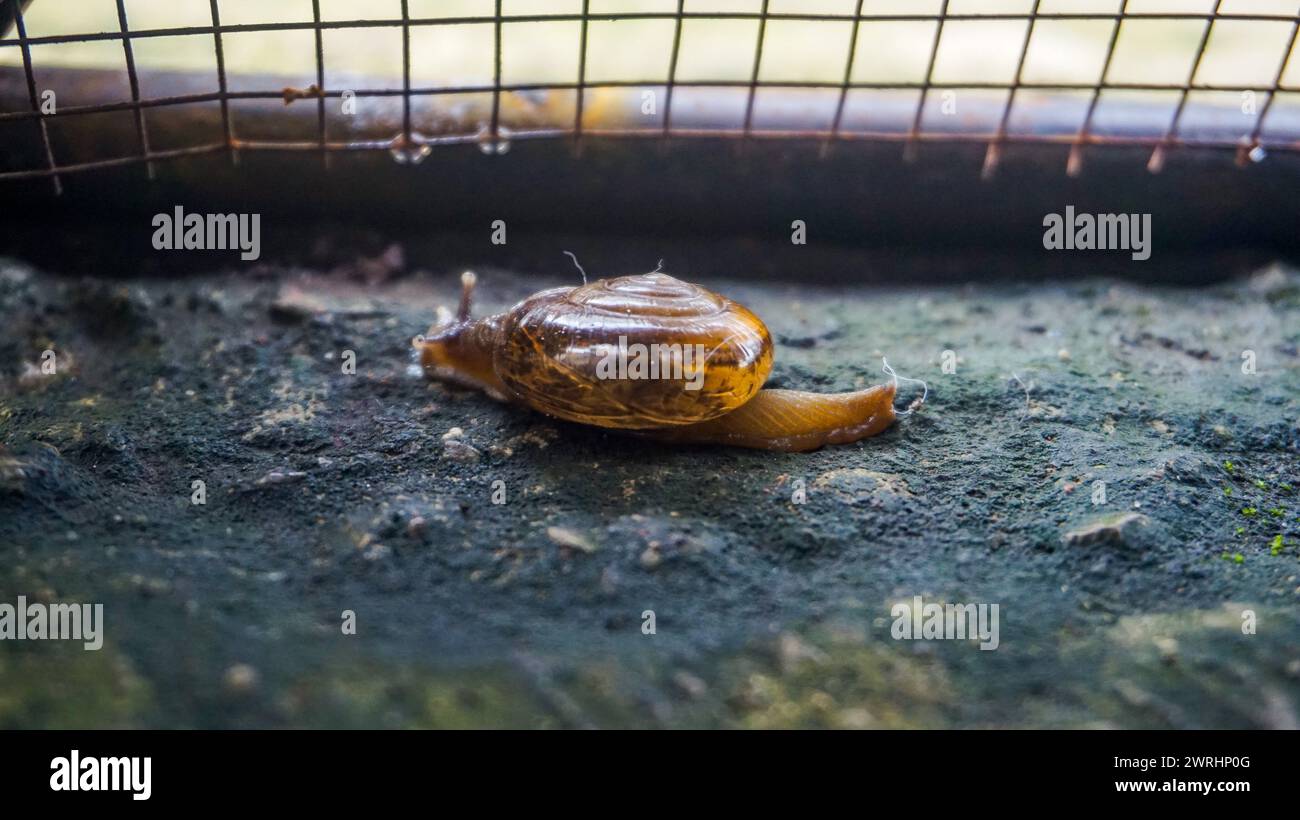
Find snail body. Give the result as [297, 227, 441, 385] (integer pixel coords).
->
[414, 270, 908, 452]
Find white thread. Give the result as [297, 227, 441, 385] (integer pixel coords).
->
[1010, 372, 1032, 418]
[562, 250, 588, 285]
[882, 358, 928, 416]
[652, 259, 665, 273]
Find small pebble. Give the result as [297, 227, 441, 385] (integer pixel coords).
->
[546, 525, 597, 554]
[1062, 512, 1150, 548]
[671, 670, 708, 700]
[442, 440, 481, 463]
[255, 469, 307, 487]
[599, 566, 620, 595]
[223, 663, 260, 694]
[1153, 636, 1179, 665]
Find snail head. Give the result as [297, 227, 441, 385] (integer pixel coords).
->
[412, 271, 507, 398]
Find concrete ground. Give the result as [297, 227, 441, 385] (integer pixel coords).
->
[1, 233, 1297, 728]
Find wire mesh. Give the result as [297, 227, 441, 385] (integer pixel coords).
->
[1, 1, 1298, 193]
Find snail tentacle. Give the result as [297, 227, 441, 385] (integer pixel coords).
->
[457, 270, 477, 321]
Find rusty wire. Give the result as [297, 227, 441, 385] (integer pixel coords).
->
[1, 4, 1298, 193]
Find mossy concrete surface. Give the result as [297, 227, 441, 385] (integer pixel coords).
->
[1, 241, 1297, 728]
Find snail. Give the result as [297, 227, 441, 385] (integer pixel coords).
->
[413, 268, 924, 452]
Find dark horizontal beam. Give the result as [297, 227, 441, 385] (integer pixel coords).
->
[0, 66, 1296, 255]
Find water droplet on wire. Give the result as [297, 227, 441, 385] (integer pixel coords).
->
[389, 134, 430, 165]
[476, 124, 512, 155]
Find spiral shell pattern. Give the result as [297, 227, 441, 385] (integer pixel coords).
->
[494, 273, 773, 429]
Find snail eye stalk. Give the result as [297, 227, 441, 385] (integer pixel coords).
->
[457, 270, 477, 322]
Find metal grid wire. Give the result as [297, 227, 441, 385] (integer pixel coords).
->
[1, 1, 1299, 193]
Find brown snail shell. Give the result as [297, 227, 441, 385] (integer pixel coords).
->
[493, 273, 772, 429]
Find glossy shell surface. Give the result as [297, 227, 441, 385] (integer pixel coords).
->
[493, 273, 773, 429]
